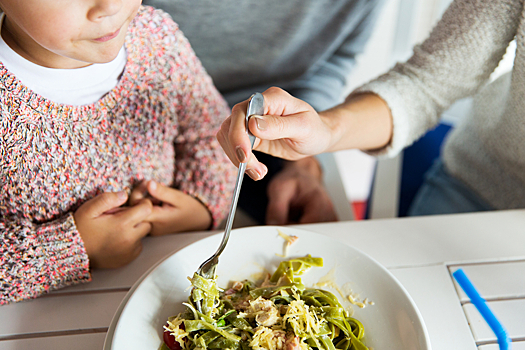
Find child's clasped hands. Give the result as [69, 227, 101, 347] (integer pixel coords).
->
[74, 182, 212, 269]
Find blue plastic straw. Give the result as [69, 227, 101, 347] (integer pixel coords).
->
[453, 268, 511, 350]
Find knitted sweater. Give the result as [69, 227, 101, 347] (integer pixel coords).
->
[357, 0, 525, 210]
[0, 6, 235, 304]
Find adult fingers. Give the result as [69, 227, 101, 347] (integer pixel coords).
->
[248, 87, 316, 140]
[244, 152, 268, 181]
[218, 116, 269, 180]
[217, 117, 240, 166]
[265, 180, 297, 225]
[228, 100, 256, 164]
[220, 87, 322, 170]
[225, 92, 305, 162]
[82, 191, 128, 217]
[247, 113, 309, 145]
[246, 89, 324, 159]
[262, 86, 314, 117]
[298, 196, 337, 224]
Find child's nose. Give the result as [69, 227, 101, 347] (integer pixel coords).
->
[88, 0, 123, 21]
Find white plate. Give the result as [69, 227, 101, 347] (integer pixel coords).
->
[105, 226, 431, 350]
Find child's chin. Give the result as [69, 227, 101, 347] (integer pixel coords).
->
[86, 41, 125, 64]
[90, 49, 123, 64]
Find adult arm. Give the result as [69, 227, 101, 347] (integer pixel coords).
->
[354, 0, 520, 156]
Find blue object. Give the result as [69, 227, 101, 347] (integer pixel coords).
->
[364, 122, 452, 219]
[399, 122, 452, 216]
[453, 269, 511, 350]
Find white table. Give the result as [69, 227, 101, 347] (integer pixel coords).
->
[1, 210, 525, 350]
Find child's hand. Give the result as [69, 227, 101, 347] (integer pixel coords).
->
[129, 181, 212, 235]
[73, 191, 153, 269]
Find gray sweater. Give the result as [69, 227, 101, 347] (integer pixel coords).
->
[143, 0, 384, 111]
[358, 0, 525, 210]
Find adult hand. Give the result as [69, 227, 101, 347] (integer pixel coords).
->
[129, 180, 212, 235]
[73, 191, 153, 269]
[217, 87, 338, 180]
[217, 88, 393, 182]
[266, 157, 337, 225]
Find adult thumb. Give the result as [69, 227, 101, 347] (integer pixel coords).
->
[248, 111, 314, 145]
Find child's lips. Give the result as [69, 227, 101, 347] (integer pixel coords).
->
[94, 28, 121, 42]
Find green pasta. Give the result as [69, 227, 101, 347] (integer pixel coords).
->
[162, 255, 368, 350]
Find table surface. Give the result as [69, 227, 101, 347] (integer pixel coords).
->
[1, 209, 525, 350]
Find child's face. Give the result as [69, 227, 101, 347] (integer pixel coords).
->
[0, 0, 142, 68]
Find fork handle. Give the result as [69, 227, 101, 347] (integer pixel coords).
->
[215, 134, 255, 257]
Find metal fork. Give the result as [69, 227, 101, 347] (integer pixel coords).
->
[194, 93, 264, 311]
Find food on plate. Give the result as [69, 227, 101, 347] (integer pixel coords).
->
[277, 230, 299, 258]
[161, 255, 368, 350]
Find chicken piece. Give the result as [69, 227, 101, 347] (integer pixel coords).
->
[255, 307, 280, 327]
[251, 297, 280, 327]
[232, 281, 244, 291]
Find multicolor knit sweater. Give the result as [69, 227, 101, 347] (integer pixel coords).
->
[0, 6, 236, 305]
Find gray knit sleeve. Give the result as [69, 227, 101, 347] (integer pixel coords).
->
[355, 0, 522, 156]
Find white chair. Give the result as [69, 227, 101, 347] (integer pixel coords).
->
[316, 153, 355, 221]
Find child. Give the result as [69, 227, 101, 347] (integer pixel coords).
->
[0, 0, 236, 304]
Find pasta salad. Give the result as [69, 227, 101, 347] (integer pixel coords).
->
[161, 256, 368, 350]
